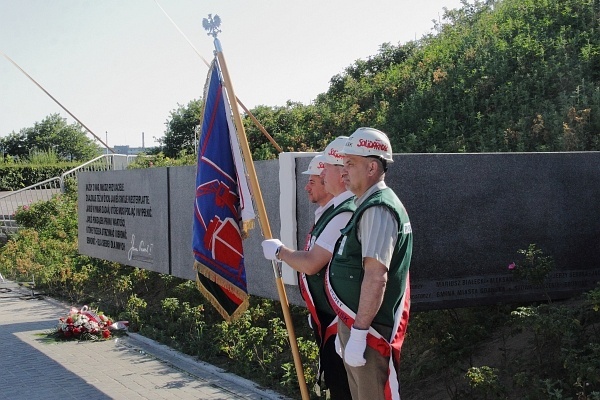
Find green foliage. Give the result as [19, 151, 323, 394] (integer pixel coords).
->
[126, 151, 196, 169]
[123, 294, 148, 330]
[585, 285, 600, 312]
[509, 302, 600, 399]
[6, 0, 600, 162]
[0, 163, 79, 191]
[509, 244, 555, 302]
[399, 297, 600, 399]
[465, 366, 504, 399]
[3, 4, 600, 398]
[2, 190, 600, 399]
[27, 148, 60, 164]
[0, 193, 316, 398]
[0, 114, 101, 161]
[158, 99, 203, 158]
[242, 102, 338, 160]
[161, 297, 180, 321]
[511, 244, 555, 285]
[140, 0, 600, 161]
[14, 193, 77, 239]
[400, 305, 508, 392]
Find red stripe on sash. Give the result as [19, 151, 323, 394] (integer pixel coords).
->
[325, 266, 410, 400]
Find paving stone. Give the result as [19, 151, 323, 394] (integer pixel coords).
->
[0, 280, 290, 400]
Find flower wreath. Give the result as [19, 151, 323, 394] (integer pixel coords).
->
[53, 305, 128, 341]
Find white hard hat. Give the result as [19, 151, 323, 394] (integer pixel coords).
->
[341, 127, 394, 162]
[321, 136, 348, 166]
[301, 154, 326, 175]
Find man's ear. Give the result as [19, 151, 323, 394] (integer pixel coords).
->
[367, 159, 378, 176]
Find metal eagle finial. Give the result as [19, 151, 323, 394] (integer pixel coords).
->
[202, 14, 221, 38]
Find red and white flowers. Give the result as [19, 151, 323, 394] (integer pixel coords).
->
[55, 305, 127, 340]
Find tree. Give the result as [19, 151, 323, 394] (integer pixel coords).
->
[1, 114, 101, 161]
[158, 99, 203, 158]
[0, 132, 28, 160]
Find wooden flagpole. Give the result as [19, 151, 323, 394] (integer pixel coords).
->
[1, 51, 115, 153]
[235, 100, 283, 153]
[212, 38, 310, 400]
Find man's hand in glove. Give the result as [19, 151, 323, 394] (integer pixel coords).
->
[261, 239, 283, 261]
[344, 326, 368, 367]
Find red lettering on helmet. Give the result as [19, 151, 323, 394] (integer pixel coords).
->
[357, 138, 388, 151]
[318, 162, 325, 168]
[328, 148, 344, 160]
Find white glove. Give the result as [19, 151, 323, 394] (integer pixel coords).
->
[334, 334, 343, 358]
[344, 326, 368, 367]
[262, 239, 283, 261]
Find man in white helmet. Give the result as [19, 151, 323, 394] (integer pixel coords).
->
[325, 127, 412, 400]
[262, 138, 355, 399]
[302, 153, 333, 222]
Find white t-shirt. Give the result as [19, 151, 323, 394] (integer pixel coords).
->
[314, 197, 335, 223]
[313, 191, 354, 254]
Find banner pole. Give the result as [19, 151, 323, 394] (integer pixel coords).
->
[235, 99, 283, 153]
[213, 39, 310, 400]
[1, 51, 115, 153]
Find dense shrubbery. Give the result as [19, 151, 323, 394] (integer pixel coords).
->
[1, 114, 101, 162]
[0, 163, 80, 191]
[125, 151, 196, 169]
[401, 298, 600, 399]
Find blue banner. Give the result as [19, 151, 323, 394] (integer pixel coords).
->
[193, 59, 249, 321]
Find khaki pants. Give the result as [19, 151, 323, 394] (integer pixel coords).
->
[337, 322, 393, 400]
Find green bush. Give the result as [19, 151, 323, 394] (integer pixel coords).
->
[0, 164, 79, 191]
[126, 151, 196, 169]
[510, 244, 555, 288]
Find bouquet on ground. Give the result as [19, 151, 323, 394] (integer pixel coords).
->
[53, 305, 128, 341]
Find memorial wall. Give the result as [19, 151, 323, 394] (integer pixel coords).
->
[78, 169, 169, 274]
[78, 152, 600, 311]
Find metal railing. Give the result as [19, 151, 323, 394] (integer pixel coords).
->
[0, 154, 137, 236]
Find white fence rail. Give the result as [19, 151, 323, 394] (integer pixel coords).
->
[0, 154, 136, 236]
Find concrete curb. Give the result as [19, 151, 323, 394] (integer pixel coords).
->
[125, 332, 291, 400]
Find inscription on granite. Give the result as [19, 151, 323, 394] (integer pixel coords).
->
[77, 170, 169, 274]
[83, 182, 153, 260]
[412, 269, 600, 310]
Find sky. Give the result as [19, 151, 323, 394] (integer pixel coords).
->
[0, 0, 463, 148]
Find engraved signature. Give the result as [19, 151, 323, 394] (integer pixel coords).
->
[128, 234, 154, 261]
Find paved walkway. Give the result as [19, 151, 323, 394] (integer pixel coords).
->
[0, 280, 290, 400]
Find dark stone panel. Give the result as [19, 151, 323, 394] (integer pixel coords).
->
[77, 169, 169, 274]
[78, 152, 600, 310]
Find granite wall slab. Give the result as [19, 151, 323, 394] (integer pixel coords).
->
[78, 152, 600, 311]
[78, 169, 169, 274]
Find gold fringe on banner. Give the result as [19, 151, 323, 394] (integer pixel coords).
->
[240, 219, 255, 239]
[194, 260, 249, 322]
